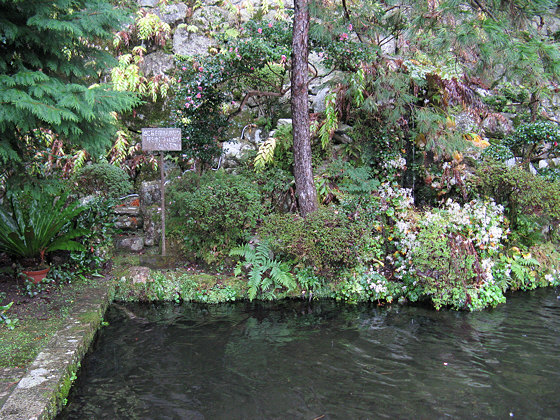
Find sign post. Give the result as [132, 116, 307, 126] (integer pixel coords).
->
[141, 128, 182, 256]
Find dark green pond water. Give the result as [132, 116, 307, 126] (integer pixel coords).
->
[59, 288, 560, 419]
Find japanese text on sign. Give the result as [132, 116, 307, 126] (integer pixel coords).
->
[141, 128, 182, 151]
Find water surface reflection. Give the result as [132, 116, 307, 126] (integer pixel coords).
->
[59, 288, 560, 419]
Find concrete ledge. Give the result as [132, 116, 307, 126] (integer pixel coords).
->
[0, 279, 113, 420]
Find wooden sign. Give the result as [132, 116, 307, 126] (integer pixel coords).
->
[141, 128, 182, 151]
[140, 128, 182, 257]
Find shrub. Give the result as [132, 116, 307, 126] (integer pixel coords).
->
[167, 170, 263, 262]
[71, 162, 132, 199]
[503, 121, 560, 162]
[258, 206, 371, 277]
[471, 160, 560, 230]
[407, 199, 509, 310]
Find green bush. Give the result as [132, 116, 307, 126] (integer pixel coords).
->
[503, 121, 560, 162]
[258, 206, 370, 277]
[167, 170, 263, 262]
[71, 162, 132, 199]
[471, 160, 560, 231]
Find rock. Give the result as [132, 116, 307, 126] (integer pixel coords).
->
[277, 118, 292, 127]
[127, 266, 153, 284]
[505, 157, 521, 167]
[454, 112, 478, 133]
[191, 6, 229, 28]
[114, 214, 143, 230]
[223, 137, 254, 157]
[156, 2, 188, 25]
[173, 27, 214, 56]
[116, 236, 145, 252]
[139, 51, 174, 77]
[482, 114, 513, 139]
[140, 181, 161, 208]
[312, 86, 330, 113]
[114, 206, 141, 216]
[79, 195, 96, 206]
[142, 205, 161, 247]
[529, 163, 538, 175]
[138, 0, 158, 7]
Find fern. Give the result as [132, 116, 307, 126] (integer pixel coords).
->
[318, 91, 338, 150]
[509, 255, 540, 290]
[254, 137, 276, 172]
[230, 242, 295, 300]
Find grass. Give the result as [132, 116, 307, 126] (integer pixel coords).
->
[0, 279, 109, 369]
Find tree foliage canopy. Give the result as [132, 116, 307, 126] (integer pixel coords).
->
[0, 0, 139, 167]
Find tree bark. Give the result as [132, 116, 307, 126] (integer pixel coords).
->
[291, 0, 318, 217]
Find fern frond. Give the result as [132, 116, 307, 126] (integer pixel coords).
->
[254, 137, 276, 172]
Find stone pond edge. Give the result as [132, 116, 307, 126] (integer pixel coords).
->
[0, 277, 114, 420]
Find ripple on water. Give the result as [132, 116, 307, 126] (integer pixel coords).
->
[59, 288, 560, 419]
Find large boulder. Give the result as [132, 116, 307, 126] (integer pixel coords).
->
[156, 2, 188, 25]
[173, 27, 214, 56]
[139, 51, 174, 77]
[482, 114, 513, 139]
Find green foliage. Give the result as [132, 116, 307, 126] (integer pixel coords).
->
[471, 160, 560, 229]
[481, 143, 515, 162]
[19, 276, 53, 298]
[0, 0, 140, 168]
[258, 206, 370, 277]
[254, 123, 293, 172]
[70, 162, 132, 199]
[167, 170, 263, 262]
[0, 301, 18, 330]
[69, 196, 118, 271]
[504, 122, 560, 162]
[318, 91, 338, 150]
[0, 190, 86, 264]
[171, 19, 292, 165]
[407, 199, 509, 310]
[230, 242, 296, 300]
[492, 250, 542, 292]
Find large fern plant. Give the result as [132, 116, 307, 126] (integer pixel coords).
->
[0, 192, 86, 266]
[230, 242, 296, 300]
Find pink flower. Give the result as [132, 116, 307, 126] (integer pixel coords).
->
[198, 86, 203, 91]
[196, 93, 202, 98]
[339, 32, 348, 41]
[185, 103, 190, 108]
[281, 54, 287, 63]
[348, 23, 353, 31]
[318, 52, 324, 58]
[198, 66, 204, 72]
[268, 22, 273, 28]
[257, 28, 262, 34]
[182, 66, 187, 71]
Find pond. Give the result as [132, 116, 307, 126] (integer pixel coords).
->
[58, 288, 560, 419]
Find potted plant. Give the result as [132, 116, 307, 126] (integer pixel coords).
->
[0, 190, 87, 283]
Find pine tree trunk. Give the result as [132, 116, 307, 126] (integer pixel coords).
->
[291, 0, 318, 217]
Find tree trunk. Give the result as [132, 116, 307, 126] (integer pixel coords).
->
[291, 0, 318, 217]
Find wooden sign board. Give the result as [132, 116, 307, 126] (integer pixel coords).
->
[141, 128, 182, 151]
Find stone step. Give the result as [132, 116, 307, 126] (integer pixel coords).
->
[115, 235, 145, 252]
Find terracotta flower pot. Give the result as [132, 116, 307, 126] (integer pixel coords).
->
[22, 267, 50, 284]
